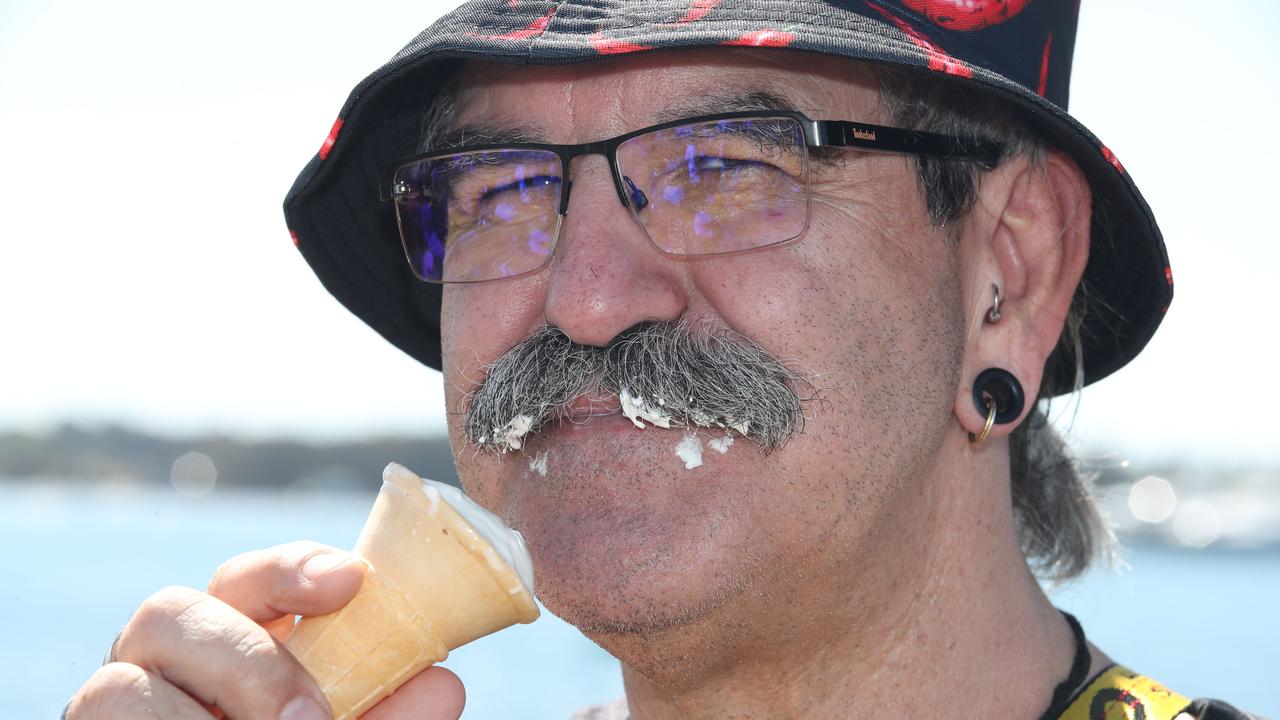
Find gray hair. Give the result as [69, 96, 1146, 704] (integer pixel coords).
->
[463, 319, 809, 454]
[878, 68, 1108, 582]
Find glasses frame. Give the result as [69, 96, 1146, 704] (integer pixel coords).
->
[382, 110, 1004, 284]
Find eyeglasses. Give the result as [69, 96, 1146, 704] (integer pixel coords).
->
[382, 110, 1002, 284]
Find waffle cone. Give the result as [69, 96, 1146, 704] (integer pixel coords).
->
[285, 465, 538, 720]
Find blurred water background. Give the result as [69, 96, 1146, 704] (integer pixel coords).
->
[2, 451, 1278, 718]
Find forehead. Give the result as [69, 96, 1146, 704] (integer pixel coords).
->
[447, 49, 886, 141]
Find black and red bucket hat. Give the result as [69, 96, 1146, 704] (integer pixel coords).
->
[283, 0, 1172, 396]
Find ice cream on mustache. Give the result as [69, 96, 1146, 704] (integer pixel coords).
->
[619, 389, 751, 435]
[482, 414, 535, 451]
[620, 388, 672, 429]
[483, 388, 755, 453]
[465, 321, 807, 454]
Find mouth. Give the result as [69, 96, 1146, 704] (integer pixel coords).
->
[559, 393, 624, 422]
[550, 393, 677, 439]
[476, 395, 630, 452]
[548, 411, 655, 440]
[480, 391, 685, 452]
[557, 389, 681, 431]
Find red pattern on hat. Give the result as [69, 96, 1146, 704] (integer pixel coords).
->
[677, 0, 720, 24]
[1037, 32, 1052, 97]
[589, 31, 655, 55]
[722, 29, 796, 47]
[319, 118, 343, 161]
[1164, 266, 1173, 286]
[902, 0, 1029, 31]
[867, 4, 973, 78]
[1101, 145, 1125, 174]
[290, 229, 300, 248]
[473, 6, 557, 41]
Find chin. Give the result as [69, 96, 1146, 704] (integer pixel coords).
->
[526, 505, 757, 636]
[481, 427, 767, 636]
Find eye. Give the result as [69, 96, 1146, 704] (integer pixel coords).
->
[456, 173, 560, 221]
[680, 155, 787, 188]
[478, 174, 560, 202]
[692, 156, 764, 172]
[472, 175, 562, 227]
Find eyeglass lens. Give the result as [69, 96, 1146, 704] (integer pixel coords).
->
[392, 116, 810, 283]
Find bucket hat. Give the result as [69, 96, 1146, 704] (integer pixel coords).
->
[283, 0, 1171, 395]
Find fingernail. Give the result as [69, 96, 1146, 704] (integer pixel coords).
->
[301, 552, 350, 581]
[279, 695, 329, 720]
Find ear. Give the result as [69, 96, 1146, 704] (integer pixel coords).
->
[953, 150, 1091, 441]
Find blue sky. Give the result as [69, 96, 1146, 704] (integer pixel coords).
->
[1, 1, 1277, 463]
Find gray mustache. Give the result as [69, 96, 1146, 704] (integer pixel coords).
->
[463, 320, 809, 454]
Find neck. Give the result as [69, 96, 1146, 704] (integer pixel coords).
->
[598, 431, 1088, 720]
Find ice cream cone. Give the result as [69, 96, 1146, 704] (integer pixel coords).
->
[285, 464, 539, 720]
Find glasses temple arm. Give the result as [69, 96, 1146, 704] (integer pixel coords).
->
[811, 120, 1003, 168]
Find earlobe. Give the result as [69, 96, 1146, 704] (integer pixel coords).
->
[954, 150, 1091, 440]
[968, 368, 1025, 445]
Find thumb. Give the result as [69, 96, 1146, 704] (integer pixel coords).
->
[361, 666, 465, 720]
[208, 541, 366, 629]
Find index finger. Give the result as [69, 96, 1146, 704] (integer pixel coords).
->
[207, 541, 365, 625]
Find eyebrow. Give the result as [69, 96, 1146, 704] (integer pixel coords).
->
[652, 90, 803, 124]
[428, 124, 547, 150]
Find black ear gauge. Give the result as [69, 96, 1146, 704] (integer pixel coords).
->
[969, 368, 1025, 444]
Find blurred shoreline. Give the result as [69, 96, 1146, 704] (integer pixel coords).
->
[3, 423, 1278, 550]
[0, 423, 460, 492]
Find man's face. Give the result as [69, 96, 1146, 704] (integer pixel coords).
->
[439, 50, 966, 637]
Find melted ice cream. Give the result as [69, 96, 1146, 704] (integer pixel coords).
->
[480, 392, 750, 452]
[620, 388, 672, 429]
[384, 463, 535, 595]
[675, 434, 704, 469]
[707, 433, 734, 454]
[491, 414, 534, 451]
[528, 451, 548, 477]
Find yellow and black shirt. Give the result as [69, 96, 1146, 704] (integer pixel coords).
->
[1055, 665, 1265, 720]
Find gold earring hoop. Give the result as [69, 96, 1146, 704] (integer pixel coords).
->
[969, 395, 997, 445]
[986, 283, 1002, 323]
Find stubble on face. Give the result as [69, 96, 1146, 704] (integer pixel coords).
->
[437, 50, 967, 652]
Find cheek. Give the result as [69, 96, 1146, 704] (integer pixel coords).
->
[689, 247, 813, 354]
[692, 160, 952, 372]
[439, 276, 549, 513]
[807, 157, 955, 305]
[813, 168, 964, 459]
[440, 276, 548, 401]
[697, 160, 964, 481]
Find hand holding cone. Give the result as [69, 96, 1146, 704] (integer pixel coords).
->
[285, 464, 539, 720]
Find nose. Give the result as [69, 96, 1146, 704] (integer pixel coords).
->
[542, 157, 687, 347]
